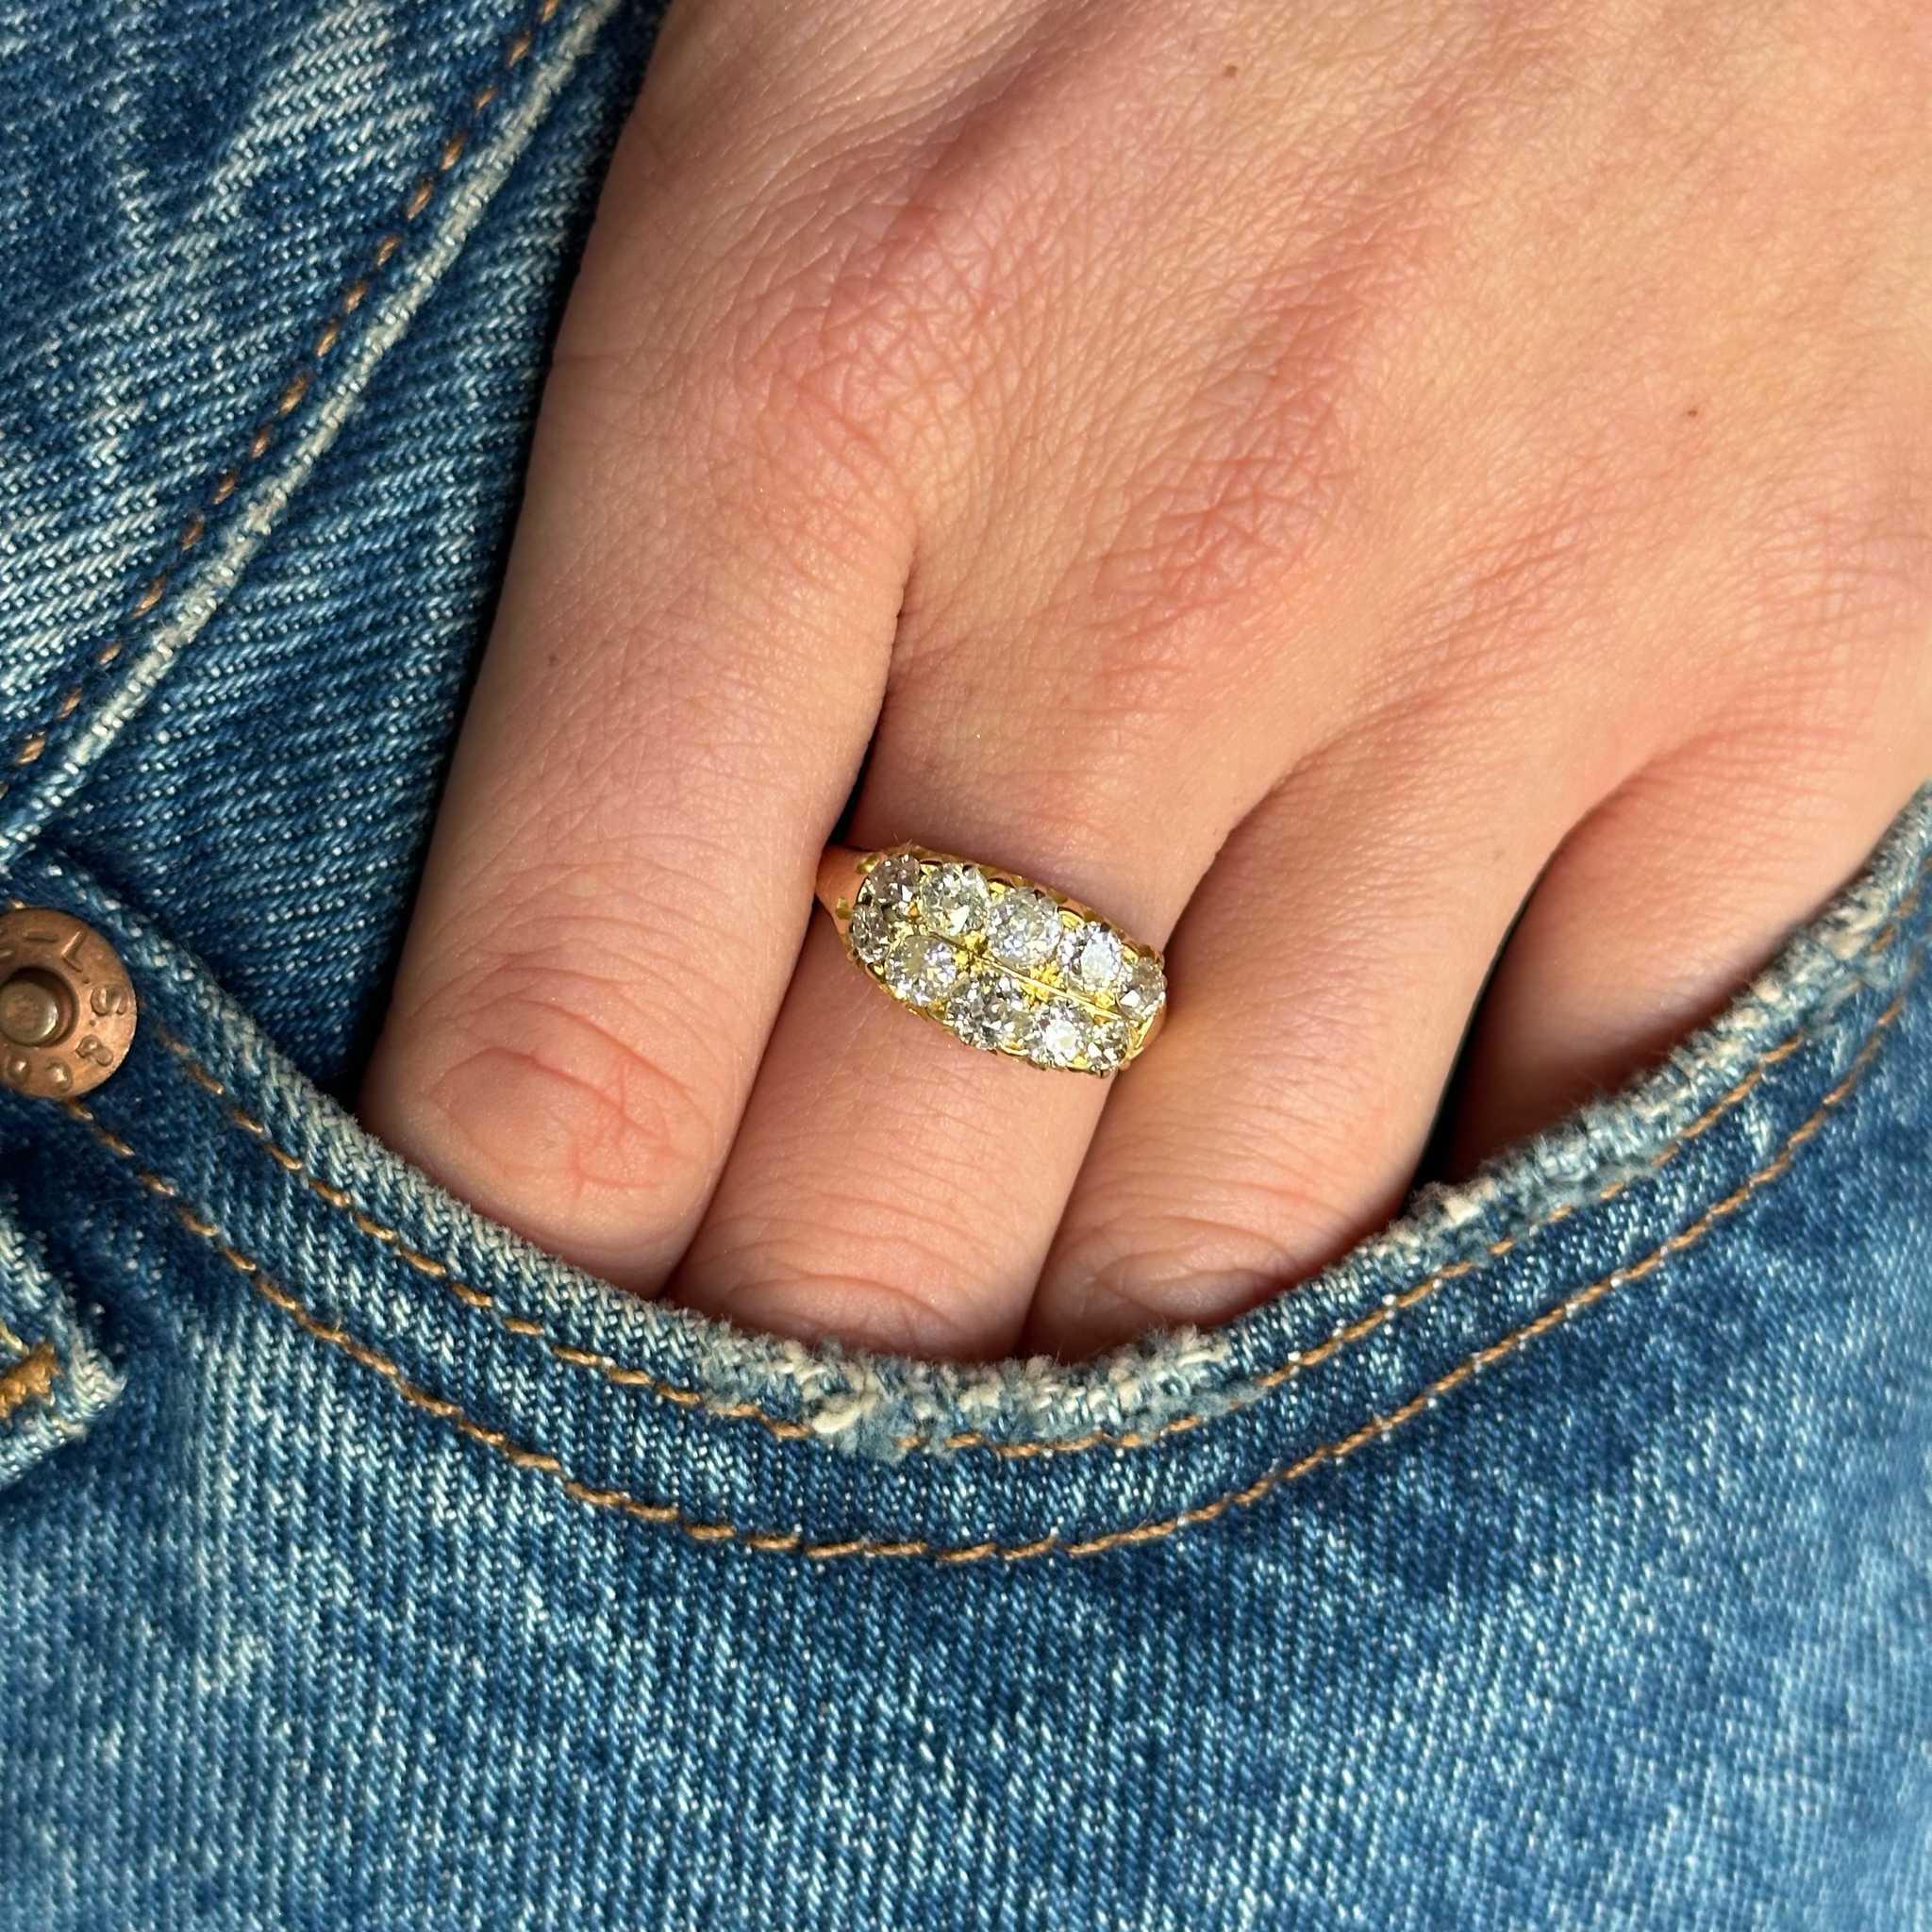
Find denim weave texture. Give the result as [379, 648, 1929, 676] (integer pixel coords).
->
[1, 2, 1929, 1927]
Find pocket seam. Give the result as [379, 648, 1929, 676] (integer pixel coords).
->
[148, 862, 1922, 1461]
[62, 962, 1910, 1560]
[0, 0, 628, 868]
[148, 1018, 820, 1442]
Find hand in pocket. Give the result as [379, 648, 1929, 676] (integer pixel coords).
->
[359, 0, 1932, 1358]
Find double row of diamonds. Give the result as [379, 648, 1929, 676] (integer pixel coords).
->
[845, 851, 1166, 1074]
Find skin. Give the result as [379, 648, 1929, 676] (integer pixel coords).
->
[358, 0, 1932, 1361]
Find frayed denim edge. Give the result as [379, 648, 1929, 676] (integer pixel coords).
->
[575, 779, 1932, 1458]
[45, 783, 1928, 1466]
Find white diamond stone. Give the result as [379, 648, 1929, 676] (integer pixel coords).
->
[852, 856, 921, 965]
[884, 931, 960, 1007]
[1027, 998, 1091, 1068]
[849, 896, 896, 965]
[1059, 922, 1124, 999]
[916, 862, 991, 940]
[946, 970, 1031, 1052]
[1086, 1016, 1132, 1072]
[1117, 956, 1166, 1024]
[862, 852, 922, 914]
[988, 887, 1062, 972]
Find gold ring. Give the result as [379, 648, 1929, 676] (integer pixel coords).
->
[815, 844, 1166, 1074]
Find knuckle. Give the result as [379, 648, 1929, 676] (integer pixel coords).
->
[1069, 598, 1267, 740]
[1751, 436, 1932, 659]
[1054, 1177, 1326, 1310]
[694, 112, 1078, 473]
[1082, 339, 1365, 629]
[695, 193, 958, 457]
[1048, 1074, 1417, 1342]
[689, 1235, 997, 1357]
[404, 930, 741, 1271]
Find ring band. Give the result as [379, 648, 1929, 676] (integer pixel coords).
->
[815, 844, 1167, 1074]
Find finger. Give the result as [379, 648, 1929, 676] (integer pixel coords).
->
[1024, 725, 1573, 1359]
[665, 587, 1305, 1357]
[1448, 720, 1932, 1168]
[669, 909, 1109, 1358]
[358, 107, 913, 1290]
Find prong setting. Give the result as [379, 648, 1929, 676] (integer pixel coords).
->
[836, 848, 1166, 1074]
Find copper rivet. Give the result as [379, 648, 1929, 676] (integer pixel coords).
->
[0, 909, 137, 1098]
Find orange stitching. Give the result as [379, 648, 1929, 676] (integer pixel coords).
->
[1091, 983, 1915, 1557]
[928, 1025, 1810, 1458]
[0, 0, 582, 804]
[147, 874, 1907, 1460]
[60, 981, 1904, 1557]
[146, 1019, 821, 1443]
[0, 1343, 59, 1426]
[944, 870, 1921, 1457]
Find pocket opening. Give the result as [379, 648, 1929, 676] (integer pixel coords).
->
[6, 785, 1929, 1555]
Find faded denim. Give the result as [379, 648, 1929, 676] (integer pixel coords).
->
[2, 2, 1929, 1926]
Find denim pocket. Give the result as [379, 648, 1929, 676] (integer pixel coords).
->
[5, 0, 1929, 1907]
[4, 805, 1931, 1927]
[7, 786, 1931, 1560]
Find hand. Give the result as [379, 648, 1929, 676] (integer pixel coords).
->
[358, 0, 1932, 1359]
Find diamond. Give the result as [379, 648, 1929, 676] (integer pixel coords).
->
[884, 931, 960, 1007]
[861, 852, 922, 915]
[1086, 1015, 1132, 1072]
[1117, 956, 1166, 1024]
[848, 896, 896, 966]
[1026, 997, 1092, 1069]
[946, 969, 1031, 1052]
[988, 887, 1063, 972]
[916, 862, 991, 940]
[1059, 922, 1124, 999]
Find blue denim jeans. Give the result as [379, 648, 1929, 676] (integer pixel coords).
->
[3, 2, 1929, 1925]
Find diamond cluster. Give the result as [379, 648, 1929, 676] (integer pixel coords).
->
[845, 851, 1165, 1074]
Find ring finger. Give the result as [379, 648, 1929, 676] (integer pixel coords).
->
[666, 575, 1314, 1358]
